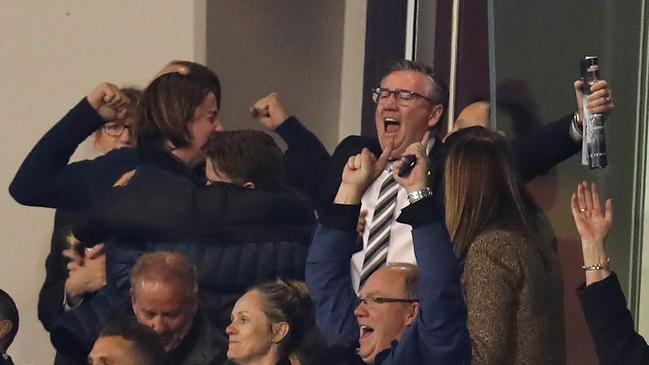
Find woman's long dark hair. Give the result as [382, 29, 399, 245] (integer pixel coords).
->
[444, 126, 535, 259]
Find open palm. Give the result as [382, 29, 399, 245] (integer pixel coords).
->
[570, 182, 612, 243]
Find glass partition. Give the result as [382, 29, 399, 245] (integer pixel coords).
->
[490, 1, 646, 363]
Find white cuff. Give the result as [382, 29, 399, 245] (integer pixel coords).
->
[63, 290, 83, 311]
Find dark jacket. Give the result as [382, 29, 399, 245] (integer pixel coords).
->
[40, 209, 106, 365]
[7, 99, 139, 365]
[577, 273, 649, 365]
[49, 143, 314, 355]
[9, 98, 138, 210]
[38, 209, 88, 333]
[305, 199, 471, 364]
[166, 312, 228, 365]
[0, 353, 14, 365]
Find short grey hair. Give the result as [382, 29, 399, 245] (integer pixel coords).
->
[383, 59, 448, 108]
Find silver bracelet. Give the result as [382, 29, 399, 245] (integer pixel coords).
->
[407, 187, 433, 204]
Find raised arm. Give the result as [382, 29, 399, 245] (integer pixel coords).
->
[572, 182, 649, 365]
[251, 92, 332, 202]
[9, 83, 134, 209]
[306, 142, 391, 346]
[305, 210, 363, 346]
[511, 80, 614, 182]
[377, 135, 471, 364]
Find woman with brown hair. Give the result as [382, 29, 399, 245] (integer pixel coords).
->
[398, 126, 565, 364]
[226, 280, 327, 365]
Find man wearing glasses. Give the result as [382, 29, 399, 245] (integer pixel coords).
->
[304, 142, 471, 364]
[254, 59, 614, 291]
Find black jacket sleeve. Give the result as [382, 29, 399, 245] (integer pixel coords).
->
[510, 114, 580, 182]
[74, 167, 315, 245]
[276, 117, 332, 203]
[9, 99, 105, 208]
[9, 98, 138, 209]
[38, 212, 69, 331]
[577, 272, 649, 365]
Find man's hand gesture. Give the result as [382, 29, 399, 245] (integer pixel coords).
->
[334, 143, 392, 205]
[393, 132, 430, 193]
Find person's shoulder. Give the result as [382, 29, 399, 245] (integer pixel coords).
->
[336, 136, 380, 154]
[467, 229, 526, 264]
[474, 228, 526, 246]
[87, 147, 139, 170]
[193, 312, 229, 364]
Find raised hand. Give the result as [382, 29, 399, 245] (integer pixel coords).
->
[86, 82, 130, 121]
[570, 181, 613, 284]
[334, 143, 392, 205]
[250, 92, 289, 131]
[574, 80, 615, 120]
[393, 131, 430, 193]
[571, 181, 613, 244]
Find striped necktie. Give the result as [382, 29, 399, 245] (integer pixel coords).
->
[359, 172, 399, 288]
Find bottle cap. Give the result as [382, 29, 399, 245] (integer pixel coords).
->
[581, 56, 599, 79]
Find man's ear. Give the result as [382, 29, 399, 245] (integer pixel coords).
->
[190, 296, 199, 316]
[243, 181, 256, 190]
[405, 302, 420, 327]
[0, 319, 13, 345]
[427, 104, 444, 129]
[271, 321, 289, 343]
[130, 288, 138, 312]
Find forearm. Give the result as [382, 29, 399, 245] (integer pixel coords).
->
[305, 205, 362, 345]
[582, 240, 611, 285]
[511, 114, 579, 182]
[9, 98, 106, 207]
[277, 116, 332, 201]
[578, 273, 649, 365]
[411, 222, 471, 361]
[397, 198, 471, 363]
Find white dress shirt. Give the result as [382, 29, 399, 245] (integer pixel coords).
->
[350, 139, 436, 292]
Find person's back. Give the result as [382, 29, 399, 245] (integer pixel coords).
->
[463, 228, 564, 364]
[74, 130, 315, 332]
[444, 127, 565, 364]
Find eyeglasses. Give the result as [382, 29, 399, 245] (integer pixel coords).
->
[357, 295, 419, 307]
[103, 122, 133, 137]
[371, 87, 435, 106]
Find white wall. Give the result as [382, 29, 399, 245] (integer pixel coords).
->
[205, 0, 366, 151]
[338, 0, 367, 139]
[0, 2, 202, 364]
